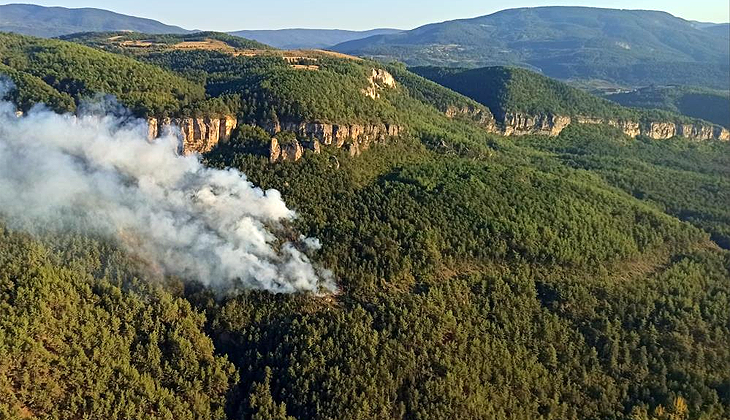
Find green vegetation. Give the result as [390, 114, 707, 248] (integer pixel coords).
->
[60, 33, 496, 129]
[386, 63, 493, 122]
[196, 120, 730, 419]
[605, 86, 730, 128]
[60, 31, 274, 54]
[413, 66, 708, 126]
[522, 124, 730, 248]
[0, 62, 75, 112]
[0, 33, 205, 115]
[143, 49, 402, 125]
[0, 227, 237, 419]
[332, 7, 730, 90]
[1, 32, 730, 420]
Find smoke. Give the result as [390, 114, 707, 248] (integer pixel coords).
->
[0, 81, 335, 294]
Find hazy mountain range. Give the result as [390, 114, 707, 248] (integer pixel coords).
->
[332, 7, 730, 89]
[1, 3, 728, 88]
[696, 22, 729, 39]
[0, 3, 401, 48]
[0, 3, 190, 37]
[228, 28, 403, 50]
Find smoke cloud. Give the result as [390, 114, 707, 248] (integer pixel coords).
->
[0, 82, 335, 294]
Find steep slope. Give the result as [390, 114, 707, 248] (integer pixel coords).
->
[0, 32, 206, 115]
[228, 28, 403, 50]
[333, 6, 730, 89]
[0, 32, 248, 153]
[4, 32, 493, 156]
[204, 116, 730, 420]
[0, 3, 190, 37]
[2, 29, 730, 420]
[413, 66, 729, 139]
[605, 86, 730, 128]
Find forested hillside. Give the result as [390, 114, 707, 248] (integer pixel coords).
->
[26, 32, 492, 132]
[0, 228, 237, 419]
[1, 32, 730, 420]
[332, 7, 730, 90]
[412, 66, 695, 122]
[0, 33, 206, 115]
[605, 86, 730, 128]
[410, 65, 726, 141]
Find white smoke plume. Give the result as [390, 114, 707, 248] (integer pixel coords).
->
[0, 81, 335, 294]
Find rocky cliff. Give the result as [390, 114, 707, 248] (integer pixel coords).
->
[445, 105, 497, 131]
[268, 67, 403, 162]
[501, 113, 572, 136]
[497, 112, 730, 140]
[147, 116, 238, 154]
[266, 120, 403, 163]
[362, 68, 397, 99]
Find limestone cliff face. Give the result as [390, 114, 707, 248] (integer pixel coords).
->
[445, 105, 497, 131]
[363, 68, 396, 99]
[496, 112, 729, 141]
[269, 137, 304, 163]
[266, 121, 401, 145]
[714, 127, 730, 141]
[643, 122, 677, 139]
[266, 120, 403, 163]
[147, 116, 238, 154]
[502, 113, 571, 136]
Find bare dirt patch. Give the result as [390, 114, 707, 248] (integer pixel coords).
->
[172, 39, 236, 53]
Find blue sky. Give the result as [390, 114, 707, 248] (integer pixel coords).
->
[14, 0, 730, 30]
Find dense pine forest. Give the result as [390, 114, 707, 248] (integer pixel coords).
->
[1, 31, 729, 420]
[603, 86, 730, 128]
[411, 66, 704, 125]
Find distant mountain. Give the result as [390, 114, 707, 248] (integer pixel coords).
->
[0, 3, 190, 37]
[699, 23, 730, 39]
[228, 28, 403, 50]
[333, 7, 730, 89]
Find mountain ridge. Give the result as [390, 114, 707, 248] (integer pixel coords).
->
[0, 3, 190, 37]
[2, 28, 730, 420]
[412, 65, 729, 140]
[332, 6, 730, 89]
[0, 4, 405, 50]
[228, 28, 403, 50]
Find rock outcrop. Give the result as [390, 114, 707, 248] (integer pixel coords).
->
[363, 68, 396, 99]
[502, 113, 571, 136]
[269, 137, 304, 163]
[266, 120, 403, 163]
[147, 116, 238, 154]
[445, 105, 497, 131]
[495, 112, 730, 141]
[266, 121, 401, 145]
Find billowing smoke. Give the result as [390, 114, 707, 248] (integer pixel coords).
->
[0, 81, 335, 294]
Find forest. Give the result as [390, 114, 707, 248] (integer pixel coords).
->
[1, 32, 729, 420]
[411, 66, 706, 126]
[604, 86, 730, 128]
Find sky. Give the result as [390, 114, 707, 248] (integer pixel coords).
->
[11, 0, 730, 30]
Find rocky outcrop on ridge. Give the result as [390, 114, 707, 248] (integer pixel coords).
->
[497, 112, 729, 140]
[147, 116, 238, 154]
